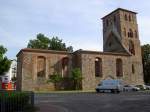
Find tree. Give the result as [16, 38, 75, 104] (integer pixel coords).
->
[49, 37, 73, 52]
[66, 46, 73, 53]
[27, 33, 73, 52]
[11, 76, 17, 82]
[71, 68, 83, 90]
[142, 44, 150, 84]
[27, 33, 50, 49]
[0, 45, 11, 76]
[47, 72, 63, 90]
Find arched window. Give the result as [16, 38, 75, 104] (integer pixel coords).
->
[125, 14, 128, 21]
[37, 56, 46, 78]
[62, 57, 69, 77]
[128, 32, 130, 37]
[129, 15, 131, 21]
[116, 59, 123, 77]
[130, 29, 133, 37]
[128, 29, 133, 38]
[106, 20, 109, 26]
[109, 42, 112, 47]
[95, 58, 102, 77]
[132, 64, 135, 74]
[129, 40, 135, 55]
[114, 16, 116, 23]
[124, 28, 126, 36]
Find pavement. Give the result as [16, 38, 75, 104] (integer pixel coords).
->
[35, 91, 150, 112]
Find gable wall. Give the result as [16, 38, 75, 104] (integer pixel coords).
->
[17, 51, 72, 91]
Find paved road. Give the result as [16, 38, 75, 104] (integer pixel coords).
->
[35, 92, 150, 112]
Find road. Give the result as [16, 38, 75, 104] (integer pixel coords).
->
[35, 91, 150, 112]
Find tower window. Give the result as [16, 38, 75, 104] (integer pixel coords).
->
[114, 16, 116, 23]
[129, 15, 131, 21]
[128, 29, 133, 38]
[109, 42, 112, 47]
[135, 30, 138, 38]
[132, 64, 135, 74]
[110, 21, 112, 25]
[128, 32, 130, 37]
[124, 28, 126, 36]
[129, 40, 135, 55]
[125, 14, 128, 21]
[106, 20, 109, 26]
[132, 15, 134, 22]
[116, 59, 123, 77]
[95, 58, 102, 77]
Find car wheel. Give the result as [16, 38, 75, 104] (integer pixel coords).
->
[132, 89, 136, 91]
[111, 89, 114, 93]
[113, 89, 119, 94]
[123, 88, 126, 92]
[96, 89, 100, 93]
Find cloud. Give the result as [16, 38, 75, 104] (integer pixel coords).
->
[0, 27, 25, 48]
[0, 0, 150, 59]
[138, 16, 150, 45]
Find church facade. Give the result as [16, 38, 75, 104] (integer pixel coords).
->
[17, 8, 144, 91]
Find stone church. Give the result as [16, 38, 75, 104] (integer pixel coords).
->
[17, 8, 144, 91]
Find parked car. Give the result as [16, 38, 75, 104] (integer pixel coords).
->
[145, 85, 150, 90]
[123, 85, 140, 91]
[95, 79, 124, 93]
[144, 85, 150, 90]
[135, 85, 146, 90]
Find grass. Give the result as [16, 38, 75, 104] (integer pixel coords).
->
[35, 90, 95, 94]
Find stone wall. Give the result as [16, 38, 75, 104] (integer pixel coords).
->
[17, 49, 144, 91]
[80, 51, 143, 90]
[17, 49, 72, 91]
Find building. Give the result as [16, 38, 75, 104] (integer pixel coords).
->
[16, 8, 144, 91]
[0, 59, 17, 90]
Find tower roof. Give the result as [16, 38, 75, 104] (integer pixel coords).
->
[101, 8, 137, 19]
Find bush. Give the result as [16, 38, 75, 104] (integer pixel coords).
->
[47, 73, 63, 90]
[0, 91, 34, 112]
[71, 68, 83, 90]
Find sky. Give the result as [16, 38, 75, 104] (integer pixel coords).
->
[0, 0, 150, 59]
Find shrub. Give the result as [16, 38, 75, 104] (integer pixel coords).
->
[71, 68, 83, 90]
[0, 91, 34, 112]
[47, 73, 63, 90]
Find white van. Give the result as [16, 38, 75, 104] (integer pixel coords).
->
[95, 79, 124, 93]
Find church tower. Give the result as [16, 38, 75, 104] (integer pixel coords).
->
[102, 8, 141, 55]
[102, 8, 143, 84]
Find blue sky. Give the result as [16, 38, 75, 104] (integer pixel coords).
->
[0, 0, 150, 59]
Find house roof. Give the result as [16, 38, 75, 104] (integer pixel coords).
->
[17, 48, 131, 57]
[74, 49, 131, 56]
[101, 8, 137, 19]
[16, 48, 70, 57]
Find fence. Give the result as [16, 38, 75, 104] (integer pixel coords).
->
[0, 91, 34, 112]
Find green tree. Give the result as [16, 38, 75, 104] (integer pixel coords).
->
[66, 46, 73, 53]
[47, 72, 63, 90]
[142, 44, 150, 83]
[27, 33, 73, 52]
[11, 76, 17, 82]
[71, 68, 83, 90]
[0, 45, 11, 76]
[27, 33, 50, 49]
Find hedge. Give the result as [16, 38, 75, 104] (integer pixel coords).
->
[0, 91, 34, 112]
